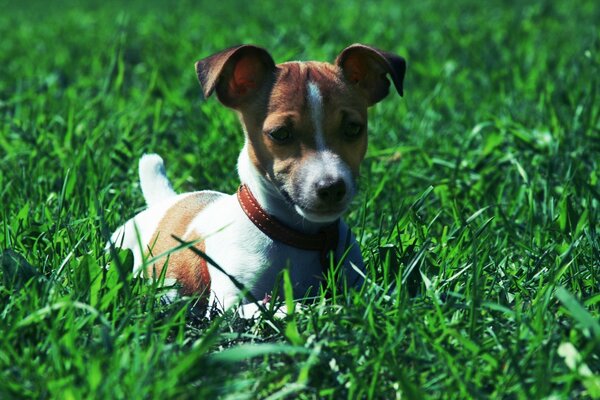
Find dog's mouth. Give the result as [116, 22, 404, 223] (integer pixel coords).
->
[294, 205, 346, 223]
[278, 188, 347, 223]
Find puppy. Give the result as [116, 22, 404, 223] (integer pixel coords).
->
[109, 44, 405, 316]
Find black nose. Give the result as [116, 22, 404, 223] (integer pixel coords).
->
[315, 178, 346, 204]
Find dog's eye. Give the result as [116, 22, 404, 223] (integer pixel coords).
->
[343, 122, 363, 139]
[267, 127, 292, 143]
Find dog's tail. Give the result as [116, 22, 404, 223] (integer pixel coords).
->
[139, 153, 177, 207]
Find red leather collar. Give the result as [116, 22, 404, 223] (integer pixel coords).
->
[237, 184, 339, 269]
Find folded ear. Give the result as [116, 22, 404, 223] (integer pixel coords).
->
[195, 45, 276, 108]
[335, 44, 406, 106]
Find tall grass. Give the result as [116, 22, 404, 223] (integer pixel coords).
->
[1, 0, 598, 398]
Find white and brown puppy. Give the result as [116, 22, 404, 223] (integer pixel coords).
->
[110, 44, 405, 315]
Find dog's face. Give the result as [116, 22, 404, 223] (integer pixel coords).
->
[196, 44, 405, 222]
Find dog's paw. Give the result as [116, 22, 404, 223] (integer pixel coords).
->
[236, 302, 302, 319]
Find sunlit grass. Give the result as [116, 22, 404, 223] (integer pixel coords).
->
[1, 0, 599, 398]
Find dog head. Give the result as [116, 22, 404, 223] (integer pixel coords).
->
[196, 44, 405, 223]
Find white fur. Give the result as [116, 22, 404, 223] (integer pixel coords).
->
[307, 81, 325, 150]
[139, 154, 177, 207]
[293, 149, 355, 223]
[190, 189, 362, 310]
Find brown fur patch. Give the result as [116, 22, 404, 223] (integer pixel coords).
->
[145, 191, 220, 296]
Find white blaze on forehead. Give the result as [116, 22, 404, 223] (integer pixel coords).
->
[304, 80, 352, 187]
[307, 81, 325, 150]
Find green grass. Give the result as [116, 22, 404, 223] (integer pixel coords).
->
[1, 0, 599, 398]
